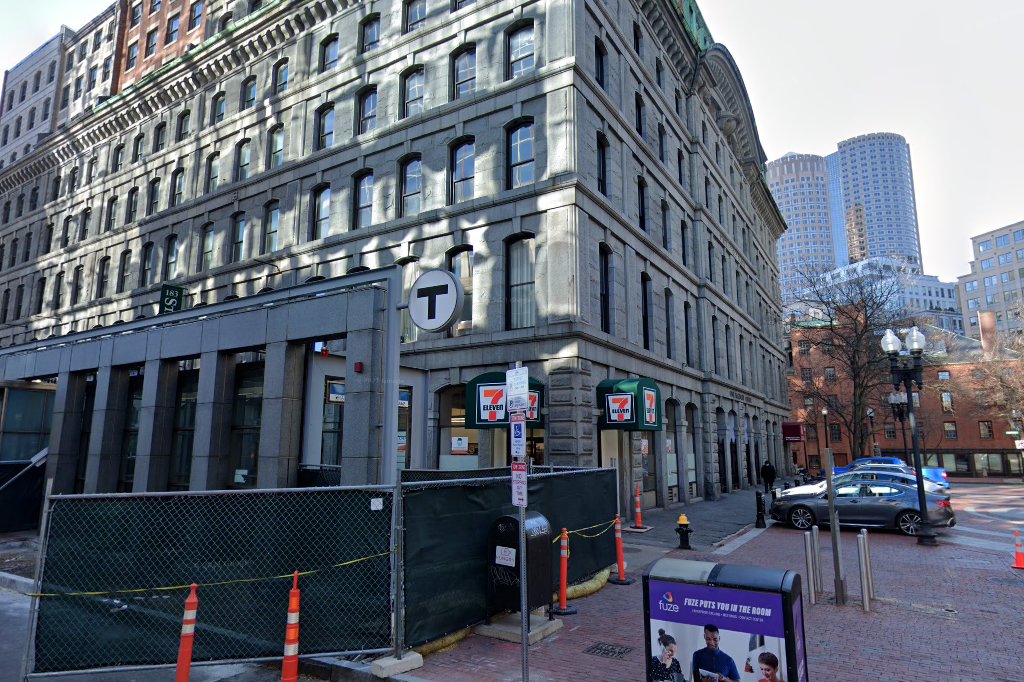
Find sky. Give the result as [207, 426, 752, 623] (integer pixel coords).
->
[1, 1, 1021, 282]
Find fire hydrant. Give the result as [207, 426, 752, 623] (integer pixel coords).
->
[675, 514, 693, 550]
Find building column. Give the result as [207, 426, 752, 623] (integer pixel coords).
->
[702, 396, 719, 500]
[83, 365, 130, 493]
[45, 371, 86, 495]
[257, 342, 305, 488]
[341, 292, 384, 484]
[190, 351, 236, 490]
[133, 359, 179, 492]
[544, 359, 595, 467]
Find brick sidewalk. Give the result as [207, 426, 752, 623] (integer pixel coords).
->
[408, 523, 1024, 681]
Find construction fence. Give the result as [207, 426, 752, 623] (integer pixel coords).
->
[27, 467, 617, 675]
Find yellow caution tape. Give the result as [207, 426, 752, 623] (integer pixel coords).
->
[3, 549, 395, 599]
[552, 518, 618, 543]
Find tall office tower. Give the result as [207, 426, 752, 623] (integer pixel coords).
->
[958, 220, 1024, 337]
[829, 132, 923, 273]
[766, 153, 836, 307]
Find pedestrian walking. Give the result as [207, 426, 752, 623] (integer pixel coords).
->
[760, 460, 776, 495]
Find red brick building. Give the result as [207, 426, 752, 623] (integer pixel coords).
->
[117, 0, 207, 92]
[786, 322, 1024, 479]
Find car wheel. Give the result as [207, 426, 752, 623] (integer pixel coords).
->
[789, 506, 815, 530]
[897, 510, 922, 536]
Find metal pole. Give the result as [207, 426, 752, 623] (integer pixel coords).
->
[393, 477, 405, 659]
[824, 447, 847, 605]
[803, 532, 816, 606]
[905, 392, 937, 546]
[513, 360, 529, 682]
[811, 525, 823, 594]
[857, 533, 870, 612]
[860, 529, 874, 600]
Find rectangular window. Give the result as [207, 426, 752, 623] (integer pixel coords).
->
[229, 361, 264, 489]
[131, 3, 143, 27]
[979, 421, 993, 439]
[800, 367, 812, 383]
[166, 14, 180, 43]
[200, 225, 214, 271]
[884, 423, 896, 439]
[145, 29, 158, 56]
[168, 368, 199, 489]
[943, 422, 957, 440]
[189, 1, 203, 30]
[507, 238, 535, 329]
[824, 367, 837, 383]
[937, 370, 951, 381]
[802, 396, 813, 408]
[798, 340, 810, 355]
[829, 423, 841, 443]
[940, 391, 954, 413]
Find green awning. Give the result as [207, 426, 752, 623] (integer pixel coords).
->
[464, 372, 545, 429]
[596, 377, 662, 431]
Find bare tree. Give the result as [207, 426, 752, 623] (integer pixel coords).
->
[789, 261, 912, 460]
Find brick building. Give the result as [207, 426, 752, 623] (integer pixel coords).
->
[787, 321, 1023, 479]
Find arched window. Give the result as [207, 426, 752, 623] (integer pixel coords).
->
[111, 145, 124, 172]
[599, 243, 612, 334]
[50, 174, 61, 201]
[33, 277, 45, 315]
[230, 213, 247, 262]
[60, 217, 71, 248]
[211, 92, 226, 124]
[273, 59, 289, 94]
[594, 38, 607, 88]
[205, 153, 220, 192]
[153, 122, 167, 152]
[22, 233, 31, 262]
[117, 250, 132, 293]
[637, 176, 647, 232]
[353, 172, 374, 229]
[79, 209, 91, 240]
[402, 67, 425, 118]
[147, 178, 161, 215]
[176, 110, 191, 141]
[12, 285, 23, 321]
[235, 139, 251, 180]
[506, 235, 536, 329]
[199, 225, 214, 271]
[0, 202, 8, 223]
[452, 46, 476, 100]
[596, 132, 608, 195]
[320, 35, 339, 72]
[507, 120, 534, 189]
[399, 156, 422, 217]
[9, 238, 17, 267]
[68, 167, 79, 193]
[360, 15, 380, 53]
[357, 87, 377, 134]
[126, 186, 139, 223]
[139, 242, 155, 286]
[96, 256, 111, 299]
[664, 289, 674, 359]
[170, 169, 185, 206]
[267, 124, 285, 168]
[262, 201, 280, 254]
[240, 77, 257, 110]
[86, 158, 96, 184]
[218, 12, 233, 32]
[106, 196, 119, 231]
[43, 224, 53, 253]
[311, 185, 331, 240]
[71, 265, 84, 305]
[0, 289, 9, 323]
[52, 272, 64, 310]
[634, 92, 644, 134]
[507, 23, 535, 79]
[450, 138, 474, 203]
[15, 194, 24, 217]
[164, 234, 179, 279]
[132, 134, 145, 162]
[315, 105, 334, 150]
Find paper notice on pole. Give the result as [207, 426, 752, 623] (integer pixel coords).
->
[507, 366, 529, 412]
[495, 545, 516, 567]
[1016, 439, 1024, 450]
[511, 460, 528, 507]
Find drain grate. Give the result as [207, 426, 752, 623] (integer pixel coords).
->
[584, 642, 634, 660]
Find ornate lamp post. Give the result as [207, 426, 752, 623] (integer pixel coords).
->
[866, 407, 877, 455]
[888, 392, 911, 462]
[821, 407, 830, 451]
[881, 327, 938, 546]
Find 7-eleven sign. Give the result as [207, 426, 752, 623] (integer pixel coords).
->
[526, 391, 540, 420]
[643, 387, 657, 427]
[478, 384, 507, 422]
[606, 393, 634, 423]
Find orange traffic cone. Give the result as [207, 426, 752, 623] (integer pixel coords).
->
[281, 571, 301, 682]
[550, 528, 577, 615]
[175, 584, 199, 682]
[1013, 531, 1024, 570]
[631, 483, 644, 529]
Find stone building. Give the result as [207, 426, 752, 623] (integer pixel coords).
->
[57, 4, 123, 127]
[0, 0, 789, 513]
[0, 31, 70, 169]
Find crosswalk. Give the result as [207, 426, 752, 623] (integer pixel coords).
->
[941, 523, 1018, 552]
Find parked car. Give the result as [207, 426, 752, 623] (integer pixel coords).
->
[776, 470, 943, 499]
[769, 480, 956, 536]
[833, 456, 949, 490]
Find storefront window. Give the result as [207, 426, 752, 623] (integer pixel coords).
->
[321, 379, 344, 465]
[74, 376, 97, 493]
[230, 360, 264, 487]
[0, 387, 54, 461]
[440, 386, 479, 469]
[397, 387, 412, 469]
[117, 370, 145, 492]
[168, 366, 199, 490]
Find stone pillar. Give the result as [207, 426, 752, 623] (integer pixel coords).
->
[257, 341, 306, 488]
[341, 289, 384, 484]
[83, 365, 130, 493]
[46, 371, 87, 495]
[133, 359, 179, 492]
[543, 358, 595, 467]
[701, 395, 719, 500]
[190, 351, 236, 490]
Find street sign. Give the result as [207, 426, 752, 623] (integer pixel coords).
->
[1015, 439, 1024, 450]
[159, 284, 186, 314]
[511, 412, 527, 459]
[506, 365, 529, 412]
[511, 460, 528, 507]
[408, 269, 464, 332]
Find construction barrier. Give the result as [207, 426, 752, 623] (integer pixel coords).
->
[549, 528, 577, 616]
[281, 572, 301, 682]
[175, 584, 198, 682]
[609, 514, 634, 586]
[1013, 531, 1024, 570]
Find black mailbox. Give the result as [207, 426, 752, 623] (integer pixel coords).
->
[487, 512, 553, 616]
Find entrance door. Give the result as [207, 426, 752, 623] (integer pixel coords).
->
[600, 430, 628, 517]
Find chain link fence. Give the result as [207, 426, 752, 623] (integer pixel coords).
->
[32, 486, 394, 674]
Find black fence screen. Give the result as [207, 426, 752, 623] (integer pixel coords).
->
[0, 461, 43, 532]
[401, 468, 617, 647]
[33, 487, 393, 673]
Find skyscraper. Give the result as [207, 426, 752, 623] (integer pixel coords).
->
[767, 153, 836, 306]
[830, 132, 923, 273]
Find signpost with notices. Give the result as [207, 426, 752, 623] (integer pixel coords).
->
[508, 361, 530, 681]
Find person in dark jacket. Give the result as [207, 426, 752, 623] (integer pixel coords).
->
[760, 460, 777, 494]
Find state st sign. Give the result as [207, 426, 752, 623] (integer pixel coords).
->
[408, 270, 465, 332]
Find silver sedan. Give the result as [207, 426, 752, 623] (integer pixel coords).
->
[769, 481, 956, 536]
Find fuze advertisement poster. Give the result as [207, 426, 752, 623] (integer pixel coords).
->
[647, 580, 788, 682]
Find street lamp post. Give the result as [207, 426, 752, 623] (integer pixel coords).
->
[881, 327, 938, 546]
[822, 407, 830, 451]
[866, 407, 876, 456]
[888, 392, 911, 463]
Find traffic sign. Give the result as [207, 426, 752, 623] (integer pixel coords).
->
[506, 365, 529, 412]
[408, 269, 465, 332]
[510, 412, 526, 459]
[511, 460, 528, 507]
[159, 284, 186, 314]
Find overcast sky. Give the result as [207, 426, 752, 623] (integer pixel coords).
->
[2, 0, 1021, 282]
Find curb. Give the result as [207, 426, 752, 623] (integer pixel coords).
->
[0, 570, 33, 593]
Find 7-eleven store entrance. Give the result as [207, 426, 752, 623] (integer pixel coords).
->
[596, 377, 662, 520]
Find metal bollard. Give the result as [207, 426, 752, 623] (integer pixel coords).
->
[803, 531, 816, 605]
[860, 528, 874, 600]
[857, 533, 870, 612]
[755, 491, 767, 528]
[811, 525, 823, 594]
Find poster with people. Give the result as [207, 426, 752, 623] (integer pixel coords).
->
[647, 580, 788, 682]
